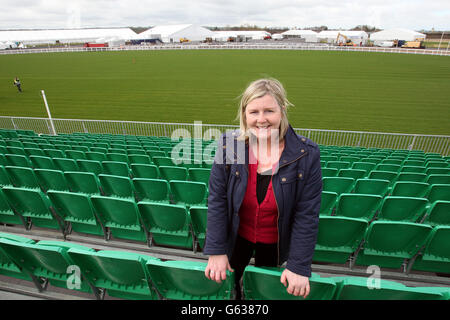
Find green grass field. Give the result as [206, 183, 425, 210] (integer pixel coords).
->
[1, 50, 449, 135]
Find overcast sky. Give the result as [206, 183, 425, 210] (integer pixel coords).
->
[1, 0, 449, 31]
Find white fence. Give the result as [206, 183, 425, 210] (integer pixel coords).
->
[0, 116, 449, 155]
[0, 44, 449, 56]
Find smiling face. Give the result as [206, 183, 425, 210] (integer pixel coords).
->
[245, 94, 282, 141]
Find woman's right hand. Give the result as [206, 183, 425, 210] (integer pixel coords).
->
[205, 254, 234, 283]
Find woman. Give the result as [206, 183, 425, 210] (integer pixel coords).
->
[203, 78, 322, 299]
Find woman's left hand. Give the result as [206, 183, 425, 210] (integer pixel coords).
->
[280, 269, 310, 298]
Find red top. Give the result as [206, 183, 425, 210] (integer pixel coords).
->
[238, 150, 279, 244]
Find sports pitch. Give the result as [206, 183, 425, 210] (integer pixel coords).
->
[1, 50, 449, 135]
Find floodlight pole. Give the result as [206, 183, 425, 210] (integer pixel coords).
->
[438, 31, 444, 50]
[41, 90, 57, 136]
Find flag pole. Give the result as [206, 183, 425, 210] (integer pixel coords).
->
[41, 90, 57, 135]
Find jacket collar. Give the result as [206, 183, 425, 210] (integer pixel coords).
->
[231, 124, 306, 166]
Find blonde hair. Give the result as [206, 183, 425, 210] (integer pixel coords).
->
[236, 78, 293, 141]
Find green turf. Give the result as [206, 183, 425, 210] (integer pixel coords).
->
[1, 50, 449, 135]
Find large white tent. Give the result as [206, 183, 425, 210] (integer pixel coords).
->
[281, 29, 318, 42]
[212, 31, 271, 42]
[136, 24, 214, 43]
[370, 28, 426, 42]
[317, 30, 369, 45]
[0, 28, 137, 45]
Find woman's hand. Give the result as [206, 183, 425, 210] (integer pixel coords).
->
[280, 269, 310, 298]
[205, 255, 234, 283]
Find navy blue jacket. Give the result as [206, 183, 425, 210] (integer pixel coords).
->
[203, 124, 322, 277]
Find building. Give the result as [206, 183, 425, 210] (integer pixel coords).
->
[212, 31, 271, 42]
[370, 28, 426, 42]
[281, 29, 318, 42]
[317, 30, 369, 45]
[0, 28, 137, 45]
[136, 24, 214, 43]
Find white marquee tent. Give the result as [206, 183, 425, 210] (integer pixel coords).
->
[212, 31, 271, 41]
[317, 30, 369, 45]
[136, 24, 214, 43]
[0, 28, 137, 45]
[369, 28, 426, 41]
[281, 29, 318, 42]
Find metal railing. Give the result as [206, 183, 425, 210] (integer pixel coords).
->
[1, 116, 449, 155]
[0, 43, 449, 56]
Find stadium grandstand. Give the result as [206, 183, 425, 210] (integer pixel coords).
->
[0, 126, 448, 301]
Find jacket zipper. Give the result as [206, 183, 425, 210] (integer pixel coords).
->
[273, 151, 308, 267]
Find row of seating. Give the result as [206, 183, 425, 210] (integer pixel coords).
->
[1, 184, 448, 274]
[0, 186, 207, 250]
[314, 216, 449, 273]
[0, 164, 211, 194]
[0, 151, 214, 170]
[0, 232, 448, 300]
[321, 192, 449, 225]
[323, 176, 450, 200]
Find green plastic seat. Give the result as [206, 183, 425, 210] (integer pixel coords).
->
[147, 150, 166, 159]
[152, 156, 176, 167]
[338, 169, 366, 180]
[85, 151, 107, 162]
[427, 184, 450, 204]
[6, 146, 26, 155]
[76, 159, 103, 175]
[91, 196, 146, 242]
[377, 196, 428, 222]
[47, 191, 105, 237]
[355, 221, 432, 269]
[0, 238, 95, 293]
[426, 161, 449, 168]
[67, 248, 159, 300]
[351, 162, 376, 175]
[64, 171, 102, 195]
[65, 150, 86, 160]
[2, 186, 61, 230]
[375, 164, 401, 173]
[421, 200, 450, 226]
[146, 259, 234, 300]
[34, 169, 70, 193]
[0, 165, 12, 187]
[106, 152, 129, 164]
[391, 181, 430, 198]
[5, 154, 32, 168]
[133, 178, 170, 203]
[0, 233, 35, 281]
[0, 188, 24, 225]
[401, 166, 427, 174]
[426, 174, 450, 185]
[321, 168, 338, 178]
[159, 166, 187, 181]
[53, 157, 79, 172]
[395, 172, 427, 183]
[101, 161, 131, 178]
[98, 174, 135, 200]
[188, 168, 211, 186]
[170, 180, 207, 207]
[138, 202, 192, 249]
[313, 216, 368, 264]
[243, 266, 336, 300]
[335, 193, 382, 220]
[409, 226, 450, 274]
[327, 161, 351, 171]
[353, 178, 390, 197]
[426, 167, 450, 175]
[41, 149, 66, 160]
[368, 170, 398, 185]
[189, 206, 207, 252]
[128, 154, 152, 165]
[322, 177, 355, 195]
[131, 164, 159, 179]
[333, 276, 449, 300]
[5, 166, 41, 190]
[29, 155, 56, 170]
[319, 191, 338, 215]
